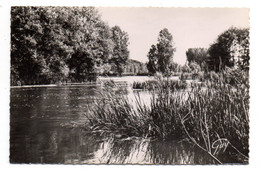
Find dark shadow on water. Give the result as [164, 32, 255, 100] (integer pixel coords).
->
[10, 122, 103, 163]
[10, 85, 239, 164]
[10, 86, 100, 163]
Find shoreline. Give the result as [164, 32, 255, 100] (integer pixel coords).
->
[10, 75, 181, 88]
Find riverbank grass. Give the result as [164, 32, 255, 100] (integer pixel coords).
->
[85, 69, 249, 163]
[132, 79, 187, 90]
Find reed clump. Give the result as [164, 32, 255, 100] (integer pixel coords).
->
[85, 68, 249, 163]
[132, 79, 187, 90]
[86, 83, 151, 137]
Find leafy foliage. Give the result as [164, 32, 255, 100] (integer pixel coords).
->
[124, 59, 148, 75]
[207, 27, 249, 71]
[110, 26, 130, 76]
[147, 45, 158, 74]
[189, 62, 201, 72]
[186, 48, 209, 71]
[147, 28, 176, 75]
[11, 7, 128, 85]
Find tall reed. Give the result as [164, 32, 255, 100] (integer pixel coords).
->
[86, 82, 151, 137]
[85, 68, 249, 163]
[132, 80, 187, 90]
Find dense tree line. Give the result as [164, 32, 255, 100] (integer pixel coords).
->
[123, 59, 148, 75]
[11, 7, 129, 85]
[183, 27, 249, 73]
[146, 27, 249, 76]
[11, 7, 249, 85]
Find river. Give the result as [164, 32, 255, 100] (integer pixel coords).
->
[10, 81, 222, 164]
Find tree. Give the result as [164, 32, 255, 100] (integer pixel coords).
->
[11, 7, 115, 85]
[147, 44, 158, 74]
[11, 7, 77, 84]
[67, 7, 113, 81]
[169, 62, 182, 72]
[207, 27, 249, 71]
[189, 62, 201, 73]
[110, 26, 129, 76]
[11, 7, 47, 85]
[157, 28, 176, 74]
[186, 48, 209, 70]
[147, 28, 176, 75]
[38, 7, 74, 83]
[68, 51, 95, 82]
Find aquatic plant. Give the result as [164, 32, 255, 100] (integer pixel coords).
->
[86, 81, 150, 137]
[132, 80, 157, 90]
[132, 79, 187, 91]
[85, 68, 249, 164]
[178, 82, 249, 163]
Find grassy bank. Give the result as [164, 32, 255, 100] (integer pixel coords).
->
[85, 68, 249, 163]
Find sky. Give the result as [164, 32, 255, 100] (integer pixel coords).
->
[98, 7, 249, 65]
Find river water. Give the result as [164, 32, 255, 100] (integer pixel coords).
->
[10, 83, 221, 164]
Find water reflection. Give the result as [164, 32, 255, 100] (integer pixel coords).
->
[10, 120, 216, 165]
[10, 122, 102, 163]
[86, 137, 216, 164]
[10, 85, 218, 164]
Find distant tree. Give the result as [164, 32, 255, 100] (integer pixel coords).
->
[186, 48, 209, 70]
[157, 28, 176, 75]
[189, 62, 201, 73]
[123, 59, 148, 75]
[207, 27, 249, 71]
[110, 26, 129, 76]
[169, 62, 182, 72]
[181, 64, 191, 73]
[147, 28, 176, 75]
[147, 44, 158, 74]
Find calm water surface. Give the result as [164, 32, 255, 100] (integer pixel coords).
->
[10, 84, 219, 164]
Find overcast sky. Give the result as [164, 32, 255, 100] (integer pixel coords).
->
[98, 7, 249, 65]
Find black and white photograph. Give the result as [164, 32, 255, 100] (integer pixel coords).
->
[6, 4, 252, 165]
